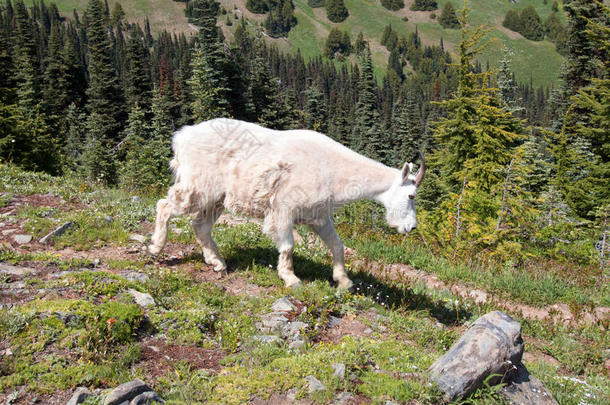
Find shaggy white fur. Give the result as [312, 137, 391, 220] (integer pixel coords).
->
[149, 118, 425, 288]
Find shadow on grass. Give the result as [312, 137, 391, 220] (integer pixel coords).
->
[223, 246, 471, 326]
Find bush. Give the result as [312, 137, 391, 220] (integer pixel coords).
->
[502, 6, 544, 41]
[308, 0, 325, 7]
[324, 27, 351, 58]
[410, 0, 437, 12]
[380, 0, 404, 12]
[326, 0, 349, 22]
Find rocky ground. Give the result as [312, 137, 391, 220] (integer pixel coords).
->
[0, 167, 608, 404]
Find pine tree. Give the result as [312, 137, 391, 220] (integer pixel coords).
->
[519, 6, 544, 41]
[125, 25, 152, 110]
[63, 103, 87, 171]
[439, 2, 460, 29]
[410, 0, 437, 12]
[381, 0, 404, 12]
[326, 0, 349, 23]
[188, 43, 230, 121]
[85, 0, 126, 142]
[82, 111, 116, 184]
[303, 83, 327, 132]
[351, 48, 385, 161]
[432, 3, 524, 192]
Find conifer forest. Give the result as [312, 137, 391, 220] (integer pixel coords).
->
[0, 0, 609, 403]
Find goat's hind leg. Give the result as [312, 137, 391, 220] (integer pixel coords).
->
[148, 184, 192, 255]
[193, 204, 226, 273]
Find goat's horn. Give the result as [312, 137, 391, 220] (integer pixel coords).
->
[415, 150, 426, 187]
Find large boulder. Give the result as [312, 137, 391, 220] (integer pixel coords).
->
[500, 363, 558, 404]
[429, 311, 524, 401]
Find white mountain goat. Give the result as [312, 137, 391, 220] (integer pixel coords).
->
[148, 118, 425, 289]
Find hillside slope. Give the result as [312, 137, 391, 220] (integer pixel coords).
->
[35, 0, 564, 87]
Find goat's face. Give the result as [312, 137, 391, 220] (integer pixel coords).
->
[384, 153, 426, 234]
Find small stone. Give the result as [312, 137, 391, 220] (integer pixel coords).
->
[288, 339, 305, 351]
[104, 215, 114, 223]
[286, 388, 298, 401]
[121, 272, 149, 283]
[332, 391, 352, 405]
[173, 228, 183, 235]
[129, 234, 147, 244]
[66, 387, 93, 405]
[39, 221, 74, 243]
[271, 297, 296, 312]
[327, 315, 342, 327]
[333, 363, 346, 380]
[363, 328, 373, 334]
[304, 375, 326, 393]
[129, 391, 164, 405]
[252, 335, 281, 345]
[92, 258, 101, 267]
[131, 196, 141, 203]
[128, 289, 155, 307]
[257, 313, 289, 331]
[500, 363, 557, 404]
[104, 379, 151, 405]
[282, 321, 307, 338]
[1, 229, 16, 236]
[0, 263, 36, 276]
[13, 234, 32, 244]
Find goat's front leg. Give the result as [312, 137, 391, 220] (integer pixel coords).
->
[311, 217, 353, 289]
[192, 206, 226, 273]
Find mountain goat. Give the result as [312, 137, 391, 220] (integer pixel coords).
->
[148, 118, 425, 289]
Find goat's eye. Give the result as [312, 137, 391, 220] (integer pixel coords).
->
[408, 195, 415, 200]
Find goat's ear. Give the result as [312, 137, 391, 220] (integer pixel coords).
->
[401, 162, 412, 184]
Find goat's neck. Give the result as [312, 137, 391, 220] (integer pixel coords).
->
[333, 158, 398, 206]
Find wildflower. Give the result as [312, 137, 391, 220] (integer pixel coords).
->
[106, 318, 116, 326]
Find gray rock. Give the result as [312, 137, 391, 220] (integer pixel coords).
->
[282, 321, 308, 339]
[333, 363, 346, 380]
[288, 339, 305, 351]
[332, 392, 352, 405]
[129, 234, 147, 244]
[92, 258, 101, 267]
[128, 289, 155, 307]
[327, 315, 342, 328]
[1, 229, 16, 236]
[13, 234, 32, 244]
[131, 196, 141, 203]
[104, 215, 114, 223]
[304, 375, 326, 393]
[500, 364, 557, 404]
[252, 335, 281, 345]
[66, 387, 93, 405]
[121, 272, 149, 283]
[429, 311, 524, 401]
[39, 221, 74, 243]
[271, 297, 296, 312]
[0, 263, 36, 276]
[129, 391, 164, 405]
[104, 379, 151, 405]
[257, 313, 289, 332]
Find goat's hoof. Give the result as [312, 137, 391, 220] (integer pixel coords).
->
[337, 278, 353, 290]
[284, 277, 302, 289]
[213, 263, 227, 274]
[147, 245, 162, 256]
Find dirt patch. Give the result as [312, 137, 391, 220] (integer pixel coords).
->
[523, 351, 561, 368]
[0, 389, 73, 405]
[138, 338, 225, 379]
[220, 273, 271, 297]
[319, 315, 372, 344]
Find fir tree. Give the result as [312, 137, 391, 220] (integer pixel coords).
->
[326, 0, 349, 23]
[439, 2, 460, 29]
[125, 25, 152, 110]
[188, 43, 231, 121]
[85, 0, 126, 141]
[519, 6, 544, 41]
[82, 111, 116, 184]
[303, 83, 327, 132]
[410, 0, 437, 12]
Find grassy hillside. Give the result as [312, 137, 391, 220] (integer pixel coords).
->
[278, 0, 565, 87]
[33, 0, 565, 87]
[24, 0, 191, 34]
[1, 165, 609, 404]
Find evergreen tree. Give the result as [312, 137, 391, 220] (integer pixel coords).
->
[63, 103, 87, 171]
[188, 43, 231, 121]
[125, 25, 152, 110]
[432, 4, 524, 192]
[82, 112, 116, 184]
[439, 2, 460, 29]
[303, 83, 327, 132]
[502, 9, 522, 33]
[324, 27, 350, 58]
[246, 0, 268, 14]
[326, 0, 348, 23]
[351, 48, 385, 161]
[308, 0, 325, 7]
[85, 0, 126, 141]
[381, 0, 404, 12]
[410, 0, 437, 12]
[519, 6, 544, 41]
